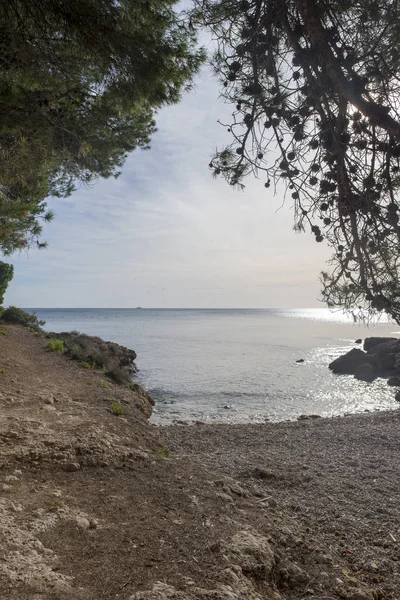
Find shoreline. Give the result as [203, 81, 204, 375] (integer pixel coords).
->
[152, 403, 400, 427]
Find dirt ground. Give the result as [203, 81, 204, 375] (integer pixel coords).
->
[0, 325, 398, 600]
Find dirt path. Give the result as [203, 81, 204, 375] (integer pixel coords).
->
[0, 324, 396, 600]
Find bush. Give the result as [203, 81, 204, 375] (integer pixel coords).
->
[48, 338, 64, 353]
[1, 306, 45, 332]
[110, 401, 126, 416]
[158, 446, 171, 459]
[0, 262, 14, 305]
[48, 332, 112, 370]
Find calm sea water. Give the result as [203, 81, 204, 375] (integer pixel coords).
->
[27, 308, 400, 423]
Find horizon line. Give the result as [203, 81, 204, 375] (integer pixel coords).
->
[22, 306, 331, 311]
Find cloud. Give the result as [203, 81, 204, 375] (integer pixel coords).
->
[7, 64, 330, 309]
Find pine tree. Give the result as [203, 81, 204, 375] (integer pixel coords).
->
[0, 261, 14, 305]
[0, 0, 204, 253]
[195, 0, 400, 323]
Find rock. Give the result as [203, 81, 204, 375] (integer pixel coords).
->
[354, 363, 376, 383]
[41, 404, 56, 412]
[130, 582, 184, 599]
[215, 477, 248, 497]
[346, 590, 374, 600]
[296, 359, 305, 363]
[252, 467, 278, 480]
[395, 391, 400, 402]
[363, 337, 398, 352]
[388, 376, 400, 387]
[62, 462, 81, 472]
[355, 339, 362, 344]
[377, 353, 396, 371]
[329, 349, 367, 374]
[286, 562, 309, 586]
[41, 395, 54, 405]
[298, 414, 321, 420]
[225, 531, 275, 578]
[216, 492, 234, 503]
[76, 517, 90, 529]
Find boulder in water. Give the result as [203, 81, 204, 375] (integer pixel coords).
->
[329, 348, 367, 375]
[354, 363, 376, 383]
[363, 337, 398, 352]
[388, 376, 400, 387]
[355, 339, 362, 344]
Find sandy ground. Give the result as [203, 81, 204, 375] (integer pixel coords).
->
[0, 324, 398, 600]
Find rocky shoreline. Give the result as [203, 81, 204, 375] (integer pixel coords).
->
[0, 324, 399, 600]
[329, 336, 400, 396]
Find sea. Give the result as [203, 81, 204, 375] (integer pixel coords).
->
[27, 307, 400, 424]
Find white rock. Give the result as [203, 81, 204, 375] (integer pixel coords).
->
[41, 404, 56, 412]
[76, 517, 90, 529]
[225, 531, 275, 578]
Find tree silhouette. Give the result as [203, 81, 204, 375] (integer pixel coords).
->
[195, 0, 400, 322]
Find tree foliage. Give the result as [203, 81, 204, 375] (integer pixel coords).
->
[195, 0, 400, 323]
[0, 0, 204, 254]
[0, 261, 13, 305]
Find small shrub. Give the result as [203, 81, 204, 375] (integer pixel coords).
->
[110, 401, 126, 416]
[158, 446, 170, 459]
[99, 381, 109, 388]
[81, 361, 96, 369]
[0, 368, 8, 374]
[1, 306, 45, 332]
[86, 380, 94, 386]
[0, 329, 7, 336]
[48, 338, 64, 353]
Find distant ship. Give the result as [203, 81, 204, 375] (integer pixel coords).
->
[135, 306, 143, 309]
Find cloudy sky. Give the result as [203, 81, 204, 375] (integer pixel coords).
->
[7, 44, 331, 309]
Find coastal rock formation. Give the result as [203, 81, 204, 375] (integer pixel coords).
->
[48, 330, 138, 376]
[329, 336, 400, 385]
[328, 348, 369, 374]
[363, 337, 398, 352]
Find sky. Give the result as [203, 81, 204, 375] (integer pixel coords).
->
[6, 41, 331, 309]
